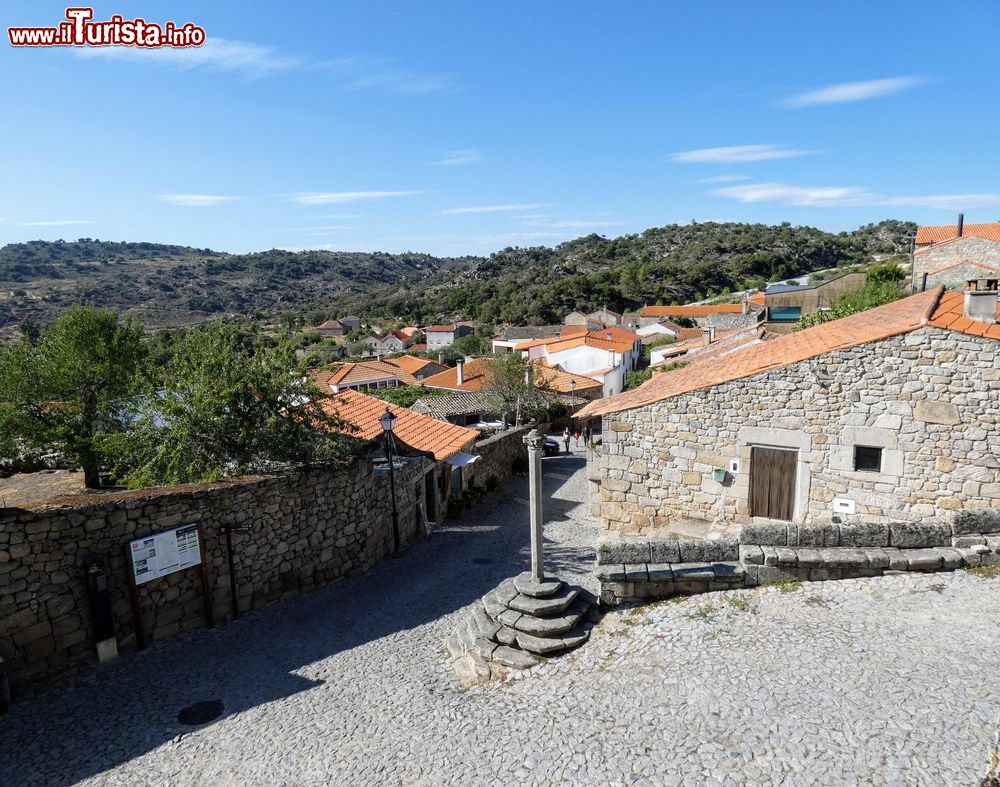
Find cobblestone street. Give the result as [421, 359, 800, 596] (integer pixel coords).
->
[2, 447, 999, 786]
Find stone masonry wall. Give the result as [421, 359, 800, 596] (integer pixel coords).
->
[912, 236, 1000, 286]
[596, 326, 1000, 533]
[0, 456, 432, 692]
[466, 426, 531, 490]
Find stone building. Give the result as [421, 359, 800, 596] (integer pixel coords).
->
[911, 235, 1000, 290]
[425, 324, 473, 351]
[577, 285, 1000, 534]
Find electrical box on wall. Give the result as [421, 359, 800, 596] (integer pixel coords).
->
[728, 458, 740, 474]
[832, 497, 856, 515]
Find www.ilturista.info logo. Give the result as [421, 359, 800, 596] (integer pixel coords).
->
[9, 7, 205, 48]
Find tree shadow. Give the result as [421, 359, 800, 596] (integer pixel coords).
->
[0, 460, 596, 785]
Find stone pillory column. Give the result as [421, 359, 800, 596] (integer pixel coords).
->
[445, 427, 596, 685]
[524, 428, 545, 582]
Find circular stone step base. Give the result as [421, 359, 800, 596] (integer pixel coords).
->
[513, 572, 564, 598]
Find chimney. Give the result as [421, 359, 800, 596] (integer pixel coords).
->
[701, 326, 716, 345]
[957, 213, 965, 237]
[456, 359, 464, 385]
[920, 272, 928, 292]
[964, 279, 999, 323]
[438, 353, 444, 365]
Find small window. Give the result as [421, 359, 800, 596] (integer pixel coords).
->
[854, 445, 882, 473]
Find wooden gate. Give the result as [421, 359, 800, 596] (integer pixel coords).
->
[749, 447, 797, 521]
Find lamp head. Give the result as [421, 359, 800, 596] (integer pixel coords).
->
[379, 407, 397, 434]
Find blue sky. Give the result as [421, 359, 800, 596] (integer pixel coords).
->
[2, 0, 999, 256]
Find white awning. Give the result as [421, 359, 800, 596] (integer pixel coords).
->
[446, 451, 481, 468]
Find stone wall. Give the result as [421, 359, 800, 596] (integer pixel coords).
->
[0, 456, 433, 692]
[595, 325, 1000, 533]
[466, 426, 531, 491]
[911, 236, 1000, 286]
[924, 261, 1000, 291]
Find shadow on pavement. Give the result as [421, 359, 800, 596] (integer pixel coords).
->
[1, 454, 593, 786]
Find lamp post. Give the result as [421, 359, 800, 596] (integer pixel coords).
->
[379, 407, 401, 556]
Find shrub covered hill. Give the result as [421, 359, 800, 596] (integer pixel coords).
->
[330, 219, 915, 325]
[0, 220, 913, 333]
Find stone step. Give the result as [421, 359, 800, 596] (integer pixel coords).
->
[445, 630, 467, 659]
[495, 625, 518, 646]
[453, 651, 492, 686]
[491, 645, 538, 670]
[508, 599, 589, 637]
[508, 586, 579, 616]
[471, 603, 501, 640]
[515, 625, 590, 656]
[482, 591, 507, 621]
[513, 572, 564, 598]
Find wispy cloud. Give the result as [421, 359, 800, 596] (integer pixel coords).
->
[442, 203, 555, 216]
[782, 76, 925, 108]
[18, 220, 94, 227]
[287, 191, 423, 206]
[712, 181, 1000, 210]
[158, 194, 241, 207]
[76, 38, 304, 79]
[324, 56, 454, 95]
[520, 218, 626, 230]
[75, 39, 454, 94]
[698, 175, 751, 184]
[671, 145, 818, 164]
[431, 148, 482, 166]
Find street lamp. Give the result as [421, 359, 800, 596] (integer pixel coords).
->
[379, 407, 401, 556]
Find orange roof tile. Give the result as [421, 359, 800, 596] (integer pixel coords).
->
[420, 357, 602, 395]
[749, 292, 766, 307]
[425, 324, 458, 332]
[318, 360, 417, 388]
[390, 355, 444, 375]
[559, 325, 589, 338]
[916, 223, 1000, 245]
[640, 303, 744, 318]
[926, 288, 1000, 331]
[534, 365, 604, 394]
[578, 288, 945, 417]
[320, 389, 479, 460]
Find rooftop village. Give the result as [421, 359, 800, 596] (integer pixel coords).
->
[3, 218, 1000, 777]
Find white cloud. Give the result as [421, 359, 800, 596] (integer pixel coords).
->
[18, 220, 94, 227]
[782, 76, 925, 108]
[442, 203, 555, 215]
[158, 194, 241, 207]
[712, 181, 1000, 210]
[697, 175, 751, 184]
[431, 148, 482, 166]
[671, 145, 818, 164]
[287, 191, 423, 205]
[76, 39, 454, 93]
[520, 218, 626, 229]
[75, 38, 304, 79]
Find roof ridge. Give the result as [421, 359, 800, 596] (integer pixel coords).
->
[920, 285, 946, 325]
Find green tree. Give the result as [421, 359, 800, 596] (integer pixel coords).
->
[370, 385, 445, 408]
[795, 280, 904, 330]
[105, 322, 351, 488]
[440, 333, 484, 364]
[479, 353, 557, 425]
[0, 307, 149, 487]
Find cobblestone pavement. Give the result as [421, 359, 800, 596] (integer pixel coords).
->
[3, 446, 1000, 786]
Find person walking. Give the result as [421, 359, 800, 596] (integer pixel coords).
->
[562, 427, 571, 454]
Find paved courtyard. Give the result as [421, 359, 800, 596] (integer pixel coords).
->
[2, 447, 1000, 786]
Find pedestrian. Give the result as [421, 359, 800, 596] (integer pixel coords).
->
[574, 430, 582, 447]
[562, 427, 571, 454]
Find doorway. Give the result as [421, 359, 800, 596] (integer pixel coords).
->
[749, 447, 797, 521]
[424, 470, 437, 523]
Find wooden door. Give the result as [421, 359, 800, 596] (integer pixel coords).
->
[749, 447, 796, 520]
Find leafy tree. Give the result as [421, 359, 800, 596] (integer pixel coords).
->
[0, 306, 149, 487]
[440, 333, 484, 364]
[104, 322, 351, 488]
[479, 353, 557, 426]
[626, 368, 653, 389]
[865, 261, 906, 286]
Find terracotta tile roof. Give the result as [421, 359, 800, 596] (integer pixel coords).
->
[926, 289, 1000, 339]
[916, 223, 1000, 245]
[317, 360, 417, 388]
[420, 358, 602, 395]
[514, 326, 638, 354]
[317, 319, 344, 330]
[559, 325, 589, 338]
[534, 364, 604, 394]
[411, 343, 427, 352]
[425, 324, 458, 333]
[640, 303, 745, 318]
[320, 389, 479, 460]
[749, 292, 766, 307]
[675, 327, 704, 341]
[578, 288, 945, 417]
[925, 259, 1000, 277]
[390, 355, 445, 375]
